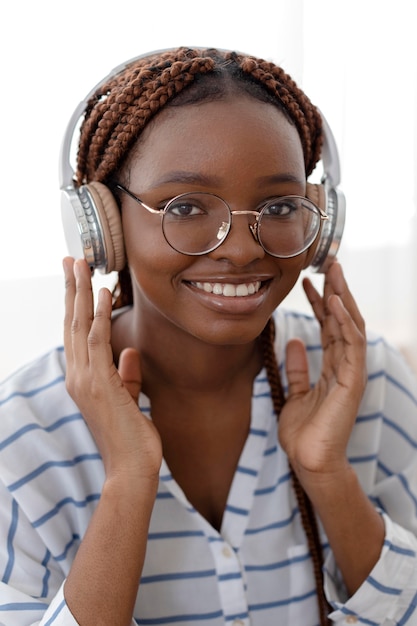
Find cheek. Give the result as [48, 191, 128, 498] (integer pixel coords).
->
[121, 212, 189, 291]
[271, 256, 307, 301]
[122, 211, 167, 267]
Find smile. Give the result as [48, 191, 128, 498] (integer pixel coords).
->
[191, 281, 262, 297]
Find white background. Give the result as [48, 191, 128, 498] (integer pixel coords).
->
[1, 0, 416, 379]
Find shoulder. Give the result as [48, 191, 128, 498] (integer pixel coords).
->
[273, 307, 417, 404]
[0, 346, 85, 448]
[0, 346, 68, 414]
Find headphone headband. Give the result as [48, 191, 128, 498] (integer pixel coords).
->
[59, 47, 345, 274]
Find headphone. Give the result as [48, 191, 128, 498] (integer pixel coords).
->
[59, 49, 346, 274]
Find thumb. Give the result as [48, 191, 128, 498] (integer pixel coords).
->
[118, 347, 142, 404]
[285, 339, 310, 399]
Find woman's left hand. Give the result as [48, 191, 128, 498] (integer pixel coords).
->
[278, 261, 367, 486]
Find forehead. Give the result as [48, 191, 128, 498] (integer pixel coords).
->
[126, 97, 305, 189]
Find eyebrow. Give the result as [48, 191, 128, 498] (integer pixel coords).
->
[146, 171, 304, 189]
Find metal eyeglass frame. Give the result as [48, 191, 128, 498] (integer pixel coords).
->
[115, 183, 328, 258]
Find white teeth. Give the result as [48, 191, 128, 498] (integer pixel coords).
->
[194, 281, 262, 297]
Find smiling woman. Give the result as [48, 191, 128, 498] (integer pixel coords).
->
[0, 45, 416, 626]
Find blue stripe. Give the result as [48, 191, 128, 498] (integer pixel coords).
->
[0, 376, 65, 407]
[136, 609, 224, 624]
[2, 499, 18, 583]
[44, 599, 66, 625]
[141, 569, 216, 584]
[246, 507, 298, 534]
[305, 343, 322, 352]
[0, 602, 49, 611]
[398, 474, 417, 513]
[32, 494, 101, 528]
[8, 453, 102, 491]
[349, 453, 378, 464]
[377, 460, 392, 477]
[156, 491, 174, 500]
[218, 571, 242, 582]
[249, 427, 268, 437]
[385, 373, 417, 406]
[225, 610, 249, 621]
[383, 415, 417, 448]
[367, 575, 402, 595]
[148, 530, 205, 540]
[399, 590, 417, 625]
[388, 542, 416, 558]
[367, 371, 417, 406]
[40, 549, 52, 597]
[236, 465, 257, 477]
[255, 472, 292, 496]
[356, 412, 382, 423]
[338, 607, 378, 626]
[249, 587, 316, 611]
[245, 550, 310, 572]
[54, 534, 81, 561]
[253, 390, 272, 399]
[225, 503, 249, 516]
[0, 413, 84, 451]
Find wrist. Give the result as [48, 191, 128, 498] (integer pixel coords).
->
[290, 457, 355, 502]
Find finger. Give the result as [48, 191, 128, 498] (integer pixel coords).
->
[63, 257, 76, 362]
[71, 259, 95, 366]
[325, 262, 365, 333]
[118, 348, 142, 404]
[327, 294, 367, 375]
[323, 295, 367, 404]
[285, 338, 311, 399]
[87, 287, 114, 369]
[302, 277, 325, 325]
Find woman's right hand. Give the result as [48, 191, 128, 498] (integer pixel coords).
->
[63, 257, 162, 484]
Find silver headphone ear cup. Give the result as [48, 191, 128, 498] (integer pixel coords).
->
[87, 182, 126, 273]
[309, 186, 346, 273]
[60, 182, 125, 273]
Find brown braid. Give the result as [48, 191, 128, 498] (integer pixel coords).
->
[260, 318, 331, 625]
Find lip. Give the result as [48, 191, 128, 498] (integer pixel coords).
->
[183, 277, 272, 313]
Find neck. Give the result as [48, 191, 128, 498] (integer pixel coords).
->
[111, 306, 264, 397]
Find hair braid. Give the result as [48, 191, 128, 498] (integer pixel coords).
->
[260, 318, 331, 626]
[76, 51, 216, 186]
[236, 54, 322, 176]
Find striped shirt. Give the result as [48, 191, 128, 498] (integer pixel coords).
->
[0, 308, 417, 625]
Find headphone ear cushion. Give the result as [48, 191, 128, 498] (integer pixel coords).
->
[302, 183, 327, 269]
[86, 181, 126, 272]
[305, 182, 326, 211]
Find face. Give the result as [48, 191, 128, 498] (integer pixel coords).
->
[120, 96, 309, 345]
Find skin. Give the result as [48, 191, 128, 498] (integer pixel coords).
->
[62, 96, 384, 625]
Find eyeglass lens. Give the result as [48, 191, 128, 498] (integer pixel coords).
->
[162, 193, 321, 257]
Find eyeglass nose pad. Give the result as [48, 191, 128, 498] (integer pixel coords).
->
[249, 221, 260, 243]
[216, 221, 229, 241]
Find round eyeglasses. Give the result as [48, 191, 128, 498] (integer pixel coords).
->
[116, 184, 328, 258]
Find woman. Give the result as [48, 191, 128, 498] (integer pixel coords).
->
[0, 47, 416, 625]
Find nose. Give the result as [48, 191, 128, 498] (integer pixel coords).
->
[209, 212, 265, 265]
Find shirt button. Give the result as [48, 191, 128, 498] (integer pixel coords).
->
[222, 545, 233, 558]
[345, 617, 358, 624]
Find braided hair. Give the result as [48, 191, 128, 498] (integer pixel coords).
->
[76, 46, 330, 623]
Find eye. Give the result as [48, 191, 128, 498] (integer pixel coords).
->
[262, 197, 299, 217]
[165, 197, 206, 217]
